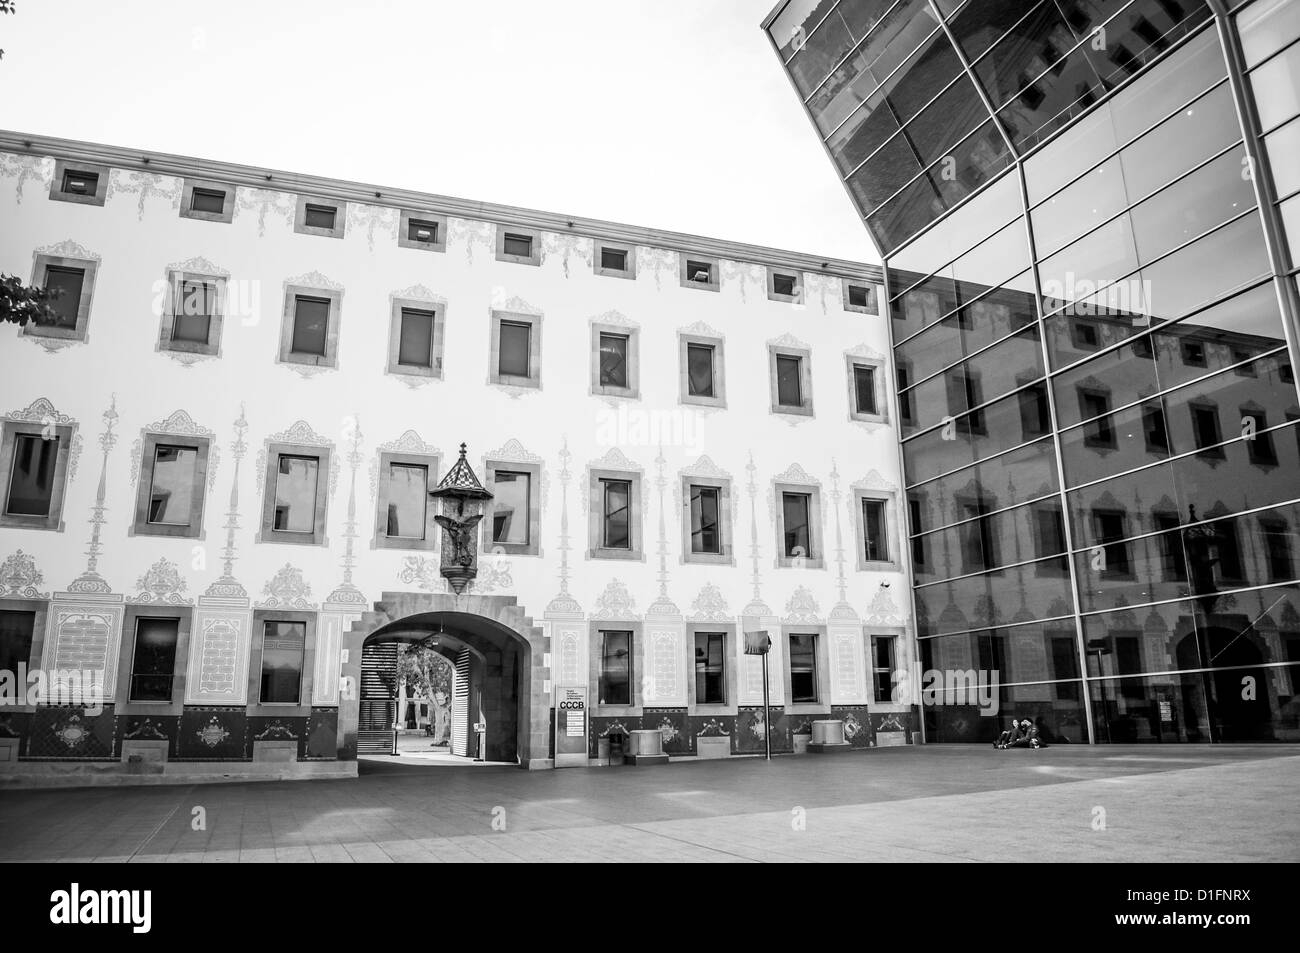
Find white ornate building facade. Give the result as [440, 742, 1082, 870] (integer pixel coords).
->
[0, 131, 913, 780]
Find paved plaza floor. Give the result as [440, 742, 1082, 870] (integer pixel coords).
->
[1, 745, 1296, 862]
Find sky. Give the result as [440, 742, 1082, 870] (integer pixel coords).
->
[0, 0, 877, 265]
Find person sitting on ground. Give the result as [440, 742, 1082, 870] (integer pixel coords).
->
[1008, 718, 1047, 748]
[994, 717, 1021, 749]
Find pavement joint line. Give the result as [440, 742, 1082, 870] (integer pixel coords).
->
[125, 785, 193, 863]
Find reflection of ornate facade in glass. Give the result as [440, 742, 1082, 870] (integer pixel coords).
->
[766, 0, 1300, 743]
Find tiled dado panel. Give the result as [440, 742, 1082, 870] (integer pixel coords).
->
[25, 705, 116, 759]
[176, 706, 248, 760]
[115, 713, 181, 755]
[830, 704, 872, 748]
[247, 715, 310, 758]
[305, 708, 338, 759]
[734, 706, 793, 754]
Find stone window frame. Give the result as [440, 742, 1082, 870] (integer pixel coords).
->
[842, 279, 879, 314]
[116, 605, 193, 716]
[495, 225, 542, 266]
[590, 320, 640, 399]
[386, 297, 446, 379]
[685, 623, 737, 714]
[25, 253, 99, 343]
[130, 432, 211, 540]
[178, 177, 235, 224]
[594, 241, 637, 280]
[372, 450, 440, 552]
[854, 487, 900, 572]
[0, 419, 75, 532]
[587, 468, 644, 561]
[259, 442, 332, 547]
[397, 210, 448, 253]
[0, 599, 49, 711]
[279, 285, 343, 369]
[677, 331, 727, 409]
[483, 459, 542, 557]
[679, 253, 720, 292]
[769, 343, 815, 417]
[248, 609, 317, 717]
[680, 475, 734, 566]
[774, 481, 825, 570]
[159, 270, 226, 357]
[489, 309, 543, 389]
[766, 266, 804, 304]
[846, 354, 888, 424]
[48, 158, 109, 207]
[293, 195, 347, 239]
[589, 622, 644, 716]
[783, 626, 831, 713]
[869, 629, 906, 705]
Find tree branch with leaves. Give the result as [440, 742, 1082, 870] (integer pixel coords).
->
[1, 274, 65, 327]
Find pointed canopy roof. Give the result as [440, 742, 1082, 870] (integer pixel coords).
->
[430, 443, 493, 500]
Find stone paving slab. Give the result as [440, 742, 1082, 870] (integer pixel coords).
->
[1, 746, 1296, 862]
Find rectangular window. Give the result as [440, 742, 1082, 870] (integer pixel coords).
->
[498, 320, 531, 379]
[1032, 503, 1068, 573]
[1153, 513, 1187, 582]
[1191, 404, 1223, 453]
[694, 632, 726, 704]
[598, 333, 628, 388]
[601, 479, 631, 549]
[1079, 389, 1116, 448]
[397, 308, 436, 369]
[872, 635, 896, 703]
[62, 169, 99, 195]
[847, 284, 873, 309]
[5, 433, 59, 517]
[273, 455, 320, 534]
[601, 247, 628, 271]
[1181, 339, 1207, 367]
[599, 630, 632, 706]
[782, 492, 811, 559]
[407, 218, 439, 244]
[1072, 321, 1100, 349]
[303, 203, 337, 230]
[174, 278, 217, 344]
[1093, 510, 1132, 576]
[1244, 411, 1278, 465]
[772, 273, 797, 297]
[690, 485, 721, 554]
[491, 470, 530, 546]
[146, 444, 199, 526]
[1260, 518, 1294, 582]
[260, 620, 306, 705]
[862, 499, 888, 562]
[1018, 384, 1051, 440]
[43, 266, 85, 328]
[502, 233, 533, 258]
[960, 501, 998, 573]
[190, 187, 226, 214]
[129, 617, 180, 702]
[853, 365, 878, 415]
[385, 462, 428, 539]
[687, 343, 715, 397]
[1142, 403, 1169, 452]
[789, 634, 818, 703]
[291, 296, 330, 357]
[776, 355, 803, 406]
[685, 260, 713, 284]
[0, 609, 36, 676]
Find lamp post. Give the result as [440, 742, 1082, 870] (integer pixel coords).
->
[429, 443, 494, 595]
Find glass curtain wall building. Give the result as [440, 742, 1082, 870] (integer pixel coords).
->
[766, 0, 1300, 743]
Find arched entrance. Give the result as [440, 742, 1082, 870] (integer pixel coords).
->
[338, 592, 552, 769]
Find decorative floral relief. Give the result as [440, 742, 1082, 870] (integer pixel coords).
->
[783, 586, 822, 624]
[129, 410, 221, 491]
[639, 247, 676, 290]
[489, 291, 543, 316]
[590, 579, 639, 621]
[542, 233, 591, 277]
[721, 260, 764, 303]
[773, 462, 821, 487]
[397, 556, 450, 594]
[767, 331, 809, 350]
[348, 203, 398, 252]
[0, 153, 52, 203]
[677, 319, 722, 338]
[236, 188, 296, 236]
[35, 239, 101, 263]
[108, 170, 182, 220]
[391, 283, 444, 305]
[0, 550, 49, 599]
[688, 583, 730, 622]
[256, 564, 317, 609]
[451, 218, 493, 264]
[865, 586, 902, 626]
[132, 558, 192, 605]
[646, 594, 681, 618]
[589, 308, 637, 329]
[546, 591, 583, 615]
[468, 555, 514, 594]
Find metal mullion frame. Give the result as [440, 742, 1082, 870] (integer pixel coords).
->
[900, 373, 1045, 444]
[889, 211, 1025, 307]
[1043, 275, 1277, 379]
[1084, 658, 1300, 683]
[914, 553, 1071, 591]
[1057, 343, 1291, 434]
[1064, 417, 1300, 494]
[1064, 494, 1300, 558]
[778, 0, 847, 66]
[916, 613, 1076, 641]
[900, 316, 1041, 396]
[802, 0, 912, 103]
[1078, 577, 1300, 620]
[910, 488, 1061, 540]
[904, 434, 1054, 491]
[1038, 205, 1266, 326]
[1033, 138, 1248, 264]
[892, 265, 1033, 351]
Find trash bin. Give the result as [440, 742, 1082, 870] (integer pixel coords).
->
[607, 730, 626, 765]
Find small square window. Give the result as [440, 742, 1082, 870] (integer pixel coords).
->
[409, 219, 439, 244]
[294, 196, 346, 238]
[1130, 335, 1154, 359]
[844, 282, 878, 313]
[49, 160, 108, 206]
[504, 233, 532, 258]
[768, 268, 803, 302]
[304, 204, 336, 230]
[496, 226, 541, 265]
[1231, 348, 1258, 375]
[191, 188, 226, 215]
[1181, 339, 1207, 367]
[773, 274, 796, 296]
[397, 210, 448, 253]
[1073, 321, 1100, 349]
[595, 243, 636, 279]
[680, 255, 720, 291]
[687, 261, 712, 283]
[602, 248, 627, 271]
